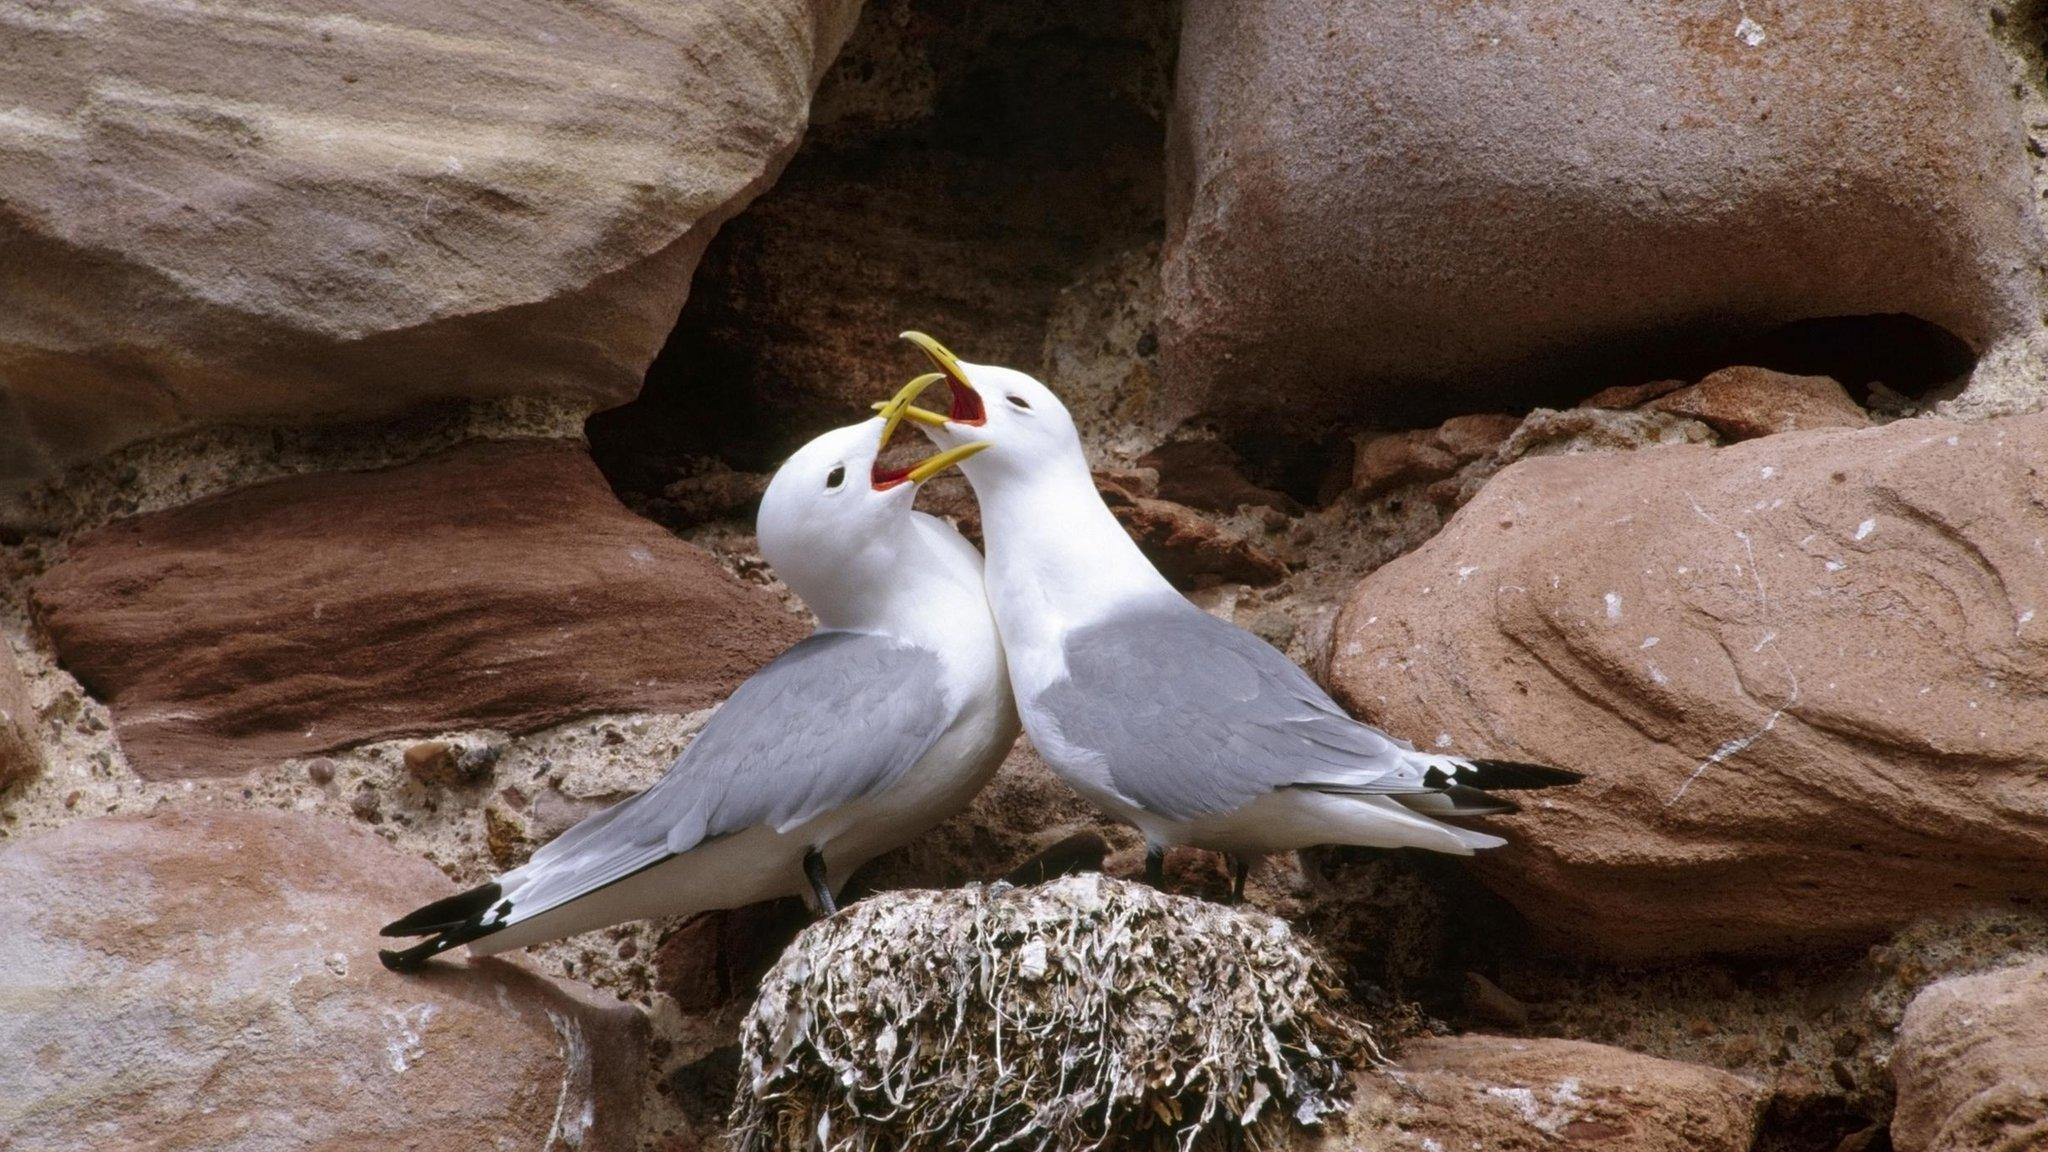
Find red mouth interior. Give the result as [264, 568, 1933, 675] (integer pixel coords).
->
[870, 371, 984, 490]
[947, 377, 986, 425]
[870, 459, 914, 491]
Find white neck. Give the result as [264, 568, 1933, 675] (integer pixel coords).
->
[793, 513, 990, 652]
[969, 456, 1177, 640]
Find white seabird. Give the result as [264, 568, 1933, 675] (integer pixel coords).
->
[380, 418, 1018, 969]
[877, 333, 1580, 898]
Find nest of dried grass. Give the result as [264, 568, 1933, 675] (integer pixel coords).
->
[729, 873, 1378, 1152]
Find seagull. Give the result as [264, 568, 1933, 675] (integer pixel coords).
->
[378, 417, 1018, 970]
[877, 333, 1581, 900]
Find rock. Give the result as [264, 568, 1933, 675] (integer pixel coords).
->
[1498, 407, 1720, 463]
[1581, 380, 1688, 410]
[585, 2, 1179, 483]
[0, 644, 41, 791]
[304, 757, 336, 785]
[1163, 0, 2040, 427]
[1331, 413, 2048, 959]
[1649, 367, 1871, 440]
[1892, 958, 2048, 1152]
[33, 439, 805, 779]
[403, 740, 498, 788]
[654, 899, 809, 1012]
[1139, 440, 1300, 514]
[1097, 478, 1289, 587]
[1352, 414, 1520, 499]
[0, 0, 861, 486]
[1320, 1035, 1765, 1151]
[0, 808, 646, 1149]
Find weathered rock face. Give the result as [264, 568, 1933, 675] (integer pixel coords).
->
[1331, 412, 2048, 959]
[0, 645, 41, 791]
[33, 439, 805, 778]
[1163, 0, 2042, 426]
[0, 0, 860, 485]
[1323, 1035, 1765, 1151]
[1892, 958, 2048, 1152]
[1648, 366, 1870, 441]
[0, 807, 647, 1149]
[586, 0, 1179, 488]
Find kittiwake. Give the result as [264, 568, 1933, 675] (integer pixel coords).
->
[876, 333, 1581, 899]
[379, 418, 1019, 969]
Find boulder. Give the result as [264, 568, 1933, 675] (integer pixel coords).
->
[1322, 1035, 1765, 1151]
[1330, 412, 2048, 959]
[33, 439, 806, 778]
[0, 0, 861, 485]
[1163, 0, 2041, 426]
[0, 644, 41, 791]
[1649, 366, 1870, 440]
[0, 807, 647, 1150]
[1892, 958, 2048, 1152]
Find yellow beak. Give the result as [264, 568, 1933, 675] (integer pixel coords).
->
[901, 440, 990, 484]
[877, 372, 950, 450]
[900, 330, 968, 383]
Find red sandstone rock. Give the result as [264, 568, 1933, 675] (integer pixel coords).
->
[1649, 366, 1870, 440]
[0, 0, 861, 486]
[1319, 1035, 1765, 1151]
[0, 807, 647, 1149]
[33, 440, 805, 779]
[1892, 959, 2048, 1152]
[1163, 0, 2039, 427]
[1332, 413, 2048, 959]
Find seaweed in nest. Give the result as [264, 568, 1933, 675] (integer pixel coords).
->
[729, 873, 1381, 1151]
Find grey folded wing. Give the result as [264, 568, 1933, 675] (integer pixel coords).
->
[503, 631, 952, 918]
[1039, 598, 1441, 822]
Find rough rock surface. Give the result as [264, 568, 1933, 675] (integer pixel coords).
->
[33, 439, 804, 778]
[1164, 0, 2042, 425]
[0, 0, 861, 485]
[1332, 412, 2048, 958]
[0, 643, 40, 791]
[1649, 366, 1870, 440]
[1323, 1035, 1765, 1151]
[586, 0, 1179, 485]
[1892, 957, 2048, 1152]
[0, 807, 647, 1149]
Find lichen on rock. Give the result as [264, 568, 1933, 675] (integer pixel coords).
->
[729, 873, 1376, 1151]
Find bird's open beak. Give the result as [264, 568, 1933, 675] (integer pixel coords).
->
[876, 331, 984, 430]
[871, 374, 990, 490]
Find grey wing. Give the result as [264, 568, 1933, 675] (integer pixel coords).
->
[503, 631, 952, 918]
[1040, 599, 1442, 822]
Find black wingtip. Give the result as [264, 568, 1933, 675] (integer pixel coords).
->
[1461, 759, 1584, 790]
[381, 882, 504, 938]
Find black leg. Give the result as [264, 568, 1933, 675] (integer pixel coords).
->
[803, 848, 837, 916]
[1230, 856, 1250, 904]
[1145, 845, 1166, 888]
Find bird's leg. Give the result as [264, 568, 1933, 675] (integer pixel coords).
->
[1229, 856, 1250, 904]
[803, 848, 838, 916]
[1145, 844, 1166, 888]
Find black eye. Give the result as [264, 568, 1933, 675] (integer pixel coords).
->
[825, 465, 846, 489]
[1006, 394, 1031, 410]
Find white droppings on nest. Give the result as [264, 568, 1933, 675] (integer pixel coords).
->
[730, 873, 1376, 1152]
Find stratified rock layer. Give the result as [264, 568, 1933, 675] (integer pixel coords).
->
[0, 0, 860, 484]
[1332, 413, 2048, 959]
[0, 808, 647, 1150]
[1323, 1035, 1765, 1151]
[34, 439, 805, 778]
[1892, 958, 2048, 1152]
[1164, 0, 2041, 425]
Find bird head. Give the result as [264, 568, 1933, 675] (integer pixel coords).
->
[873, 332, 1087, 487]
[757, 418, 987, 621]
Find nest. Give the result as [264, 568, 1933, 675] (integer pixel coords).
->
[729, 873, 1378, 1152]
